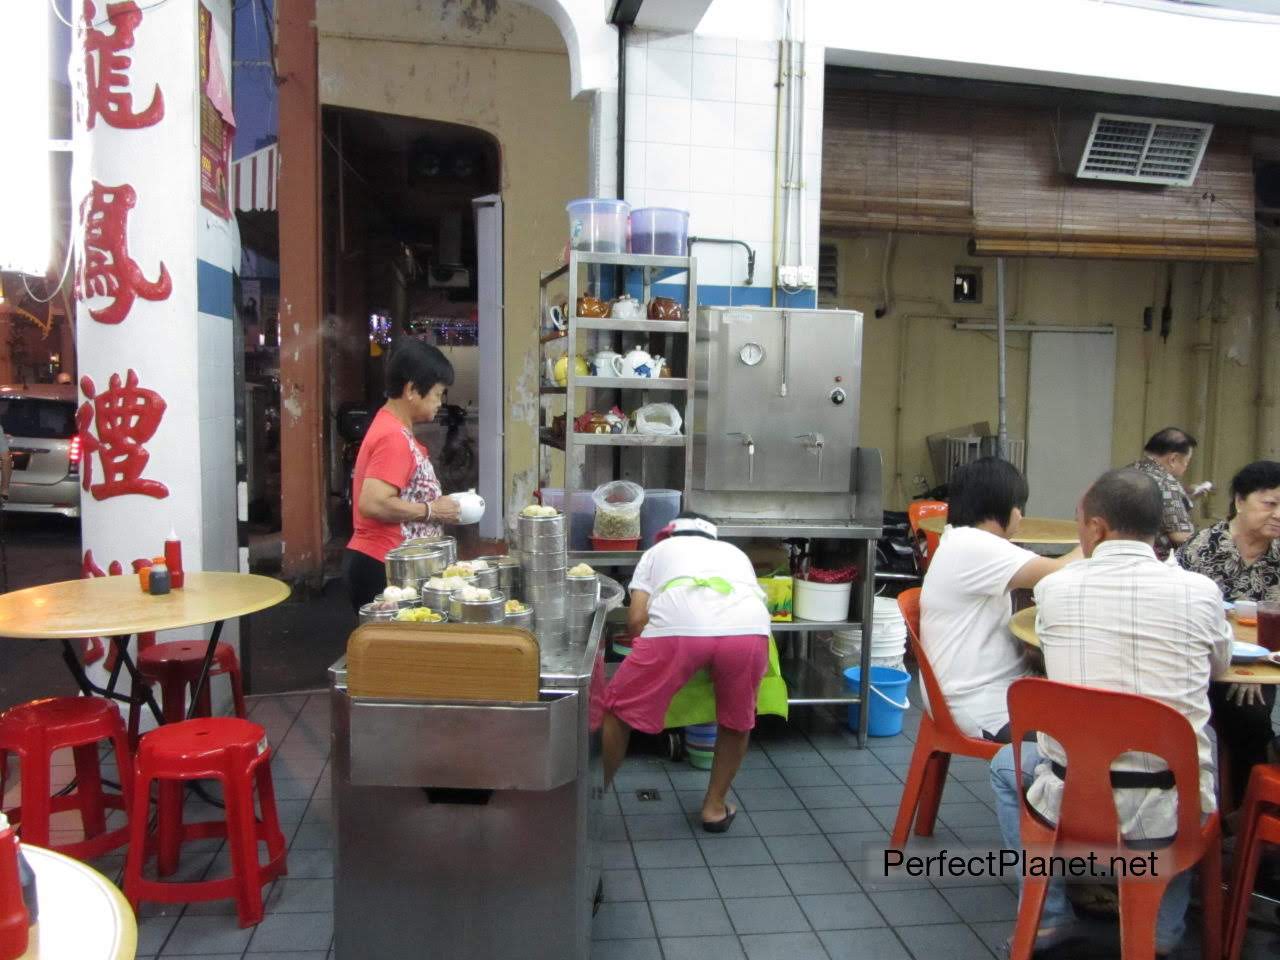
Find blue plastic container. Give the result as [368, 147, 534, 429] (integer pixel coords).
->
[842, 666, 911, 737]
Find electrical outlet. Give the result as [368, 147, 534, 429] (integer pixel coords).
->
[776, 264, 799, 288]
[796, 265, 818, 288]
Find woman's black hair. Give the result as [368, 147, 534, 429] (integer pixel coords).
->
[385, 339, 455, 400]
[948, 457, 1030, 529]
[670, 510, 718, 540]
[1228, 460, 1280, 520]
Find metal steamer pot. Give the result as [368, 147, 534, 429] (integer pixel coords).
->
[478, 556, 522, 599]
[385, 543, 448, 586]
[421, 576, 477, 612]
[449, 589, 508, 624]
[504, 607, 535, 630]
[403, 536, 458, 567]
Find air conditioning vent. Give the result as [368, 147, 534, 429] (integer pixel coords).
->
[818, 243, 839, 305]
[1075, 114, 1212, 187]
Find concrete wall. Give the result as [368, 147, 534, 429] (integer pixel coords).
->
[826, 233, 1264, 520]
[317, 0, 590, 526]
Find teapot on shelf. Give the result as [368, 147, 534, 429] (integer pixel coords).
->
[609, 295, 643, 320]
[620, 346, 666, 379]
[547, 354, 590, 387]
[591, 349, 623, 377]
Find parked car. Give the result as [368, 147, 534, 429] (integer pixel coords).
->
[0, 383, 81, 519]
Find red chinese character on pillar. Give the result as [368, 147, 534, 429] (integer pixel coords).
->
[79, 0, 165, 130]
[77, 370, 170, 501]
[76, 181, 172, 326]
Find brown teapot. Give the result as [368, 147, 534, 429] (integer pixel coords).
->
[577, 295, 610, 319]
[647, 296, 684, 321]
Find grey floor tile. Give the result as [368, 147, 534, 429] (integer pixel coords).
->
[626, 813, 695, 840]
[661, 934, 747, 960]
[633, 839, 705, 869]
[641, 866, 719, 901]
[687, 809, 760, 837]
[712, 864, 791, 898]
[868, 888, 961, 926]
[602, 816, 629, 842]
[938, 802, 999, 830]
[895, 922, 996, 959]
[602, 840, 637, 869]
[725, 896, 811, 935]
[269, 779, 318, 801]
[604, 868, 646, 901]
[868, 745, 917, 765]
[279, 847, 333, 879]
[699, 836, 774, 867]
[740, 931, 829, 959]
[246, 912, 334, 953]
[810, 807, 883, 834]
[948, 759, 995, 782]
[821, 747, 885, 767]
[767, 751, 829, 769]
[749, 810, 822, 837]
[733, 768, 789, 790]
[591, 939, 664, 960]
[970, 920, 1013, 956]
[833, 764, 902, 787]
[153, 955, 243, 960]
[268, 799, 310, 825]
[669, 770, 713, 790]
[162, 916, 255, 956]
[779, 764, 844, 788]
[737, 788, 803, 812]
[865, 806, 902, 833]
[939, 885, 1019, 922]
[763, 834, 839, 864]
[619, 790, 685, 816]
[232, 954, 327, 960]
[780, 861, 860, 895]
[263, 877, 333, 914]
[796, 785, 861, 810]
[135, 913, 181, 956]
[852, 783, 907, 806]
[650, 898, 735, 937]
[737, 751, 777, 769]
[797, 892, 886, 930]
[593, 901, 657, 940]
[289, 822, 333, 850]
[614, 768, 673, 790]
[821, 927, 912, 960]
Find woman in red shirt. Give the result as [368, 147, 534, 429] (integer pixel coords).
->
[344, 340, 462, 610]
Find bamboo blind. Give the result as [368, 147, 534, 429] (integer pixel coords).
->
[821, 90, 1258, 261]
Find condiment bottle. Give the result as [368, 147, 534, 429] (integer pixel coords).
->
[0, 814, 30, 959]
[138, 563, 153, 592]
[149, 563, 172, 596]
[164, 529, 184, 589]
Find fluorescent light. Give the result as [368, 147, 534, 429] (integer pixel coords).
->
[0, 0, 51, 275]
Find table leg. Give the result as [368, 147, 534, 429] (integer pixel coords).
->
[186, 620, 224, 721]
[60, 635, 161, 724]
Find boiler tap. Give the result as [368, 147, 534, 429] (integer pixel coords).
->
[727, 432, 755, 484]
[794, 432, 825, 480]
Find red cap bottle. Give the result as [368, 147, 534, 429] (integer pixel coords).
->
[0, 815, 30, 959]
[164, 530, 185, 589]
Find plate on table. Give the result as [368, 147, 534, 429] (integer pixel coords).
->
[1232, 641, 1270, 664]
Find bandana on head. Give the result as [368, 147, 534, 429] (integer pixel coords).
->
[654, 517, 719, 543]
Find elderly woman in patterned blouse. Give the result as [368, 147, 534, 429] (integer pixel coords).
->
[1178, 460, 1280, 806]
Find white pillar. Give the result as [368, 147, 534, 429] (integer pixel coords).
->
[71, 0, 240, 703]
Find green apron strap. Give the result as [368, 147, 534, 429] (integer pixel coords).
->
[658, 575, 734, 597]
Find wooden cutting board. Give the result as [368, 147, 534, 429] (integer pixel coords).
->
[347, 622, 541, 702]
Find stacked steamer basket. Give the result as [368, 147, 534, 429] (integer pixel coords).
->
[519, 511, 569, 639]
[477, 555, 523, 602]
[567, 570, 600, 629]
[384, 541, 450, 596]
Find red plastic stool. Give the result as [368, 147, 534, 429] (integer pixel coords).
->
[1225, 764, 1280, 959]
[126, 641, 247, 745]
[124, 717, 287, 927]
[0, 698, 133, 860]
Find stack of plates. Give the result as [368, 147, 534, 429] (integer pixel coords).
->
[518, 512, 568, 637]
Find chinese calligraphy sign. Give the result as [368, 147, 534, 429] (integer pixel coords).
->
[77, 370, 170, 501]
[76, 181, 172, 325]
[80, 0, 165, 131]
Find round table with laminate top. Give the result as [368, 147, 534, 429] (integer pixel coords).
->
[919, 515, 1079, 545]
[1009, 604, 1280, 684]
[20, 844, 137, 959]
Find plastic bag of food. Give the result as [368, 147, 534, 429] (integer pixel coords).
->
[592, 481, 645, 541]
[634, 403, 683, 436]
[758, 575, 794, 622]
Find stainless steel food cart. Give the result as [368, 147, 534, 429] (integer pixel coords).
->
[330, 577, 622, 960]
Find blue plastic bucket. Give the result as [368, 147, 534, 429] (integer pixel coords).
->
[843, 666, 911, 737]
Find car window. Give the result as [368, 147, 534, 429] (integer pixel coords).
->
[0, 398, 77, 440]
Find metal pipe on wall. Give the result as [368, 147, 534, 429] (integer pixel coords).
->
[996, 256, 1009, 460]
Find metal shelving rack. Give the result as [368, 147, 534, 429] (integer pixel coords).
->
[538, 251, 697, 567]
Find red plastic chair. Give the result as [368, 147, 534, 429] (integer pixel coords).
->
[1006, 678, 1222, 960]
[123, 717, 288, 927]
[1225, 764, 1280, 959]
[907, 501, 947, 573]
[126, 641, 247, 746]
[0, 697, 133, 860]
[890, 588, 1001, 847]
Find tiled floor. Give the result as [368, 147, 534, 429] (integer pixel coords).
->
[13, 693, 1280, 959]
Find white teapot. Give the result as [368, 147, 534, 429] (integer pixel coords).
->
[609, 295, 643, 320]
[592, 349, 623, 377]
[620, 346, 666, 379]
[450, 489, 486, 525]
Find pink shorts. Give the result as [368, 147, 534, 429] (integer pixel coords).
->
[603, 634, 769, 734]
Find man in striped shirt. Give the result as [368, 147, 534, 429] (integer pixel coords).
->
[990, 469, 1230, 957]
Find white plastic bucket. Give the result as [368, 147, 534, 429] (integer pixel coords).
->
[794, 579, 852, 622]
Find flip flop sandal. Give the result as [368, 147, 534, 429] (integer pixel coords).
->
[702, 807, 737, 834]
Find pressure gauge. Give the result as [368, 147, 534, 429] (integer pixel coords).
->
[738, 341, 766, 367]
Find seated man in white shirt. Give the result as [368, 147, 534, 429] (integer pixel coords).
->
[921, 458, 1081, 741]
[990, 468, 1231, 957]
